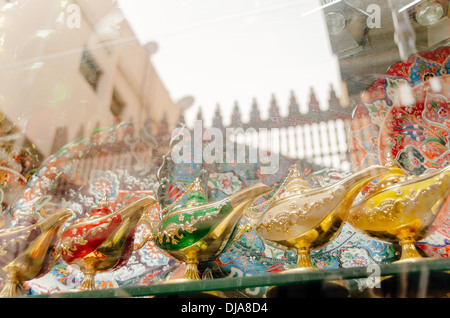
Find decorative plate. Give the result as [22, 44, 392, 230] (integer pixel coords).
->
[350, 46, 450, 170]
[379, 75, 450, 172]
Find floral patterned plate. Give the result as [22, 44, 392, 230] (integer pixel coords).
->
[350, 46, 450, 170]
[379, 75, 450, 172]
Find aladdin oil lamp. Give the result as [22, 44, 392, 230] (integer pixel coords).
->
[0, 208, 72, 297]
[244, 164, 389, 297]
[347, 156, 450, 297]
[139, 177, 271, 283]
[59, 195, 156, 291]
[348, 157, 450, 263]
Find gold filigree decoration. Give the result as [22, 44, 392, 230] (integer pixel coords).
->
[0, 227, 34, 257]
[256, 187, 343, 235]
[350, 175, 447, 225]
[154, 205, 225, 246]
[59, 215, 120, 257]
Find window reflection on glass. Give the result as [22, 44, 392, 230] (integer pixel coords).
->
[0, 0, 448, 298]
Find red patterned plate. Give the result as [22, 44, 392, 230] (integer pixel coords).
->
[350, 46, 450, 170]
[379, 75, 450, 172]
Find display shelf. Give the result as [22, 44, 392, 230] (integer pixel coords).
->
[27, 258, 450, 298]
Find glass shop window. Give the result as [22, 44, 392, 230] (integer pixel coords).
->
[0, 0, 449, 300]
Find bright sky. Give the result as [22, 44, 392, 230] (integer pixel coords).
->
[117, 0, 343, 127]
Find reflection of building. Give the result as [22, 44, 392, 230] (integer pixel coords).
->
[321, 0, 449, 171]
[322, 0, 449, 101]
[0, 0, 180, 159]
[191, 0, 449, 173]
[198, 86, 353, 171]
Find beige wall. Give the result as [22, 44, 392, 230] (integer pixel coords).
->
[0, 0, 179, 158]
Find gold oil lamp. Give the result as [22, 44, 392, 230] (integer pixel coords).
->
[348, 156, 450, 263]
[138, 177, 271, 284]
[244, 164, 389, 297]
[59, 195, 156, 291]
[0, 208, 72, 297]
[347, 156, 450, 297]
